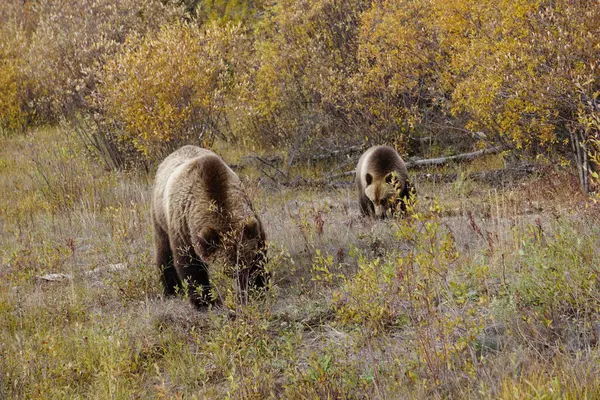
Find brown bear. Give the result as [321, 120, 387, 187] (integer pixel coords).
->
[355, 145, 414, 218]
[151, 145, 267, 308]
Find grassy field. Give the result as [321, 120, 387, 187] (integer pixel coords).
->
[1, 127, 600, 399]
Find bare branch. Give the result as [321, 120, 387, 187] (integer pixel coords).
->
[250, 156, 288, 179]
[309, 145, 363, 161]
[422, 122, 491, 142]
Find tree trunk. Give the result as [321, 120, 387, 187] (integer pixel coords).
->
[570, 128, 593, 193]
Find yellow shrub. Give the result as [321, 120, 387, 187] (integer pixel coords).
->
[0, 55, 27, 134]
[99, 22, 250, 155]
[352, 0, 440, 139]
[23, 0, 185, 124]
[0, 4, 29, 134]
[243, 0, 365, 146]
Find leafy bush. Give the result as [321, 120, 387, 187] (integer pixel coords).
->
[508, 218, 600, 335]
[192, 0, 267, 24]
[333, 204, 485, 389]
[0, 1, 30, 134]
[239, 0, 366, 148]
[2, 0, 599, 189]
[230, 0, 599, 167]
[20, 0, 185, 126]
[441, 0, 599, 150]
[97, 21, 251, 157]
[334, 204, 458, 332]
[352, 0, 442, 141]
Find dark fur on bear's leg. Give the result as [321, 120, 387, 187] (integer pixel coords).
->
[235, 267, 270, 305]
[162, 266, 181, 296]
[247, 250, 269, 291]
[252, 271, 270, 289]
[174, 248, 214, 309]
[397, 180, 415, 213]
[154, 223, 181, 296]
[358, 193, 375, 217]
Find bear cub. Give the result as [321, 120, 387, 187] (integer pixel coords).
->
[355, 145, 414, 218]
[151, 145, 267, 308]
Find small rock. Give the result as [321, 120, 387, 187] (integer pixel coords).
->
[36, 273, 73, 282]
[107, 263, 127, 272]
[85, 262, 128, 276]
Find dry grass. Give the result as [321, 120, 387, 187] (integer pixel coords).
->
[1, 127, 600, 399]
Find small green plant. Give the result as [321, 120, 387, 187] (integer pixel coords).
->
[310, 249, 343, 287]
[334, 201, 487, 390]
[493, 218, 600, 354]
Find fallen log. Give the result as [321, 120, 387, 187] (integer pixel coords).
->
[250, 145, 508, 187]
[323, 146, 506, 181]
[416, 165, 536, 186]
[299, 164, 535, 188]
[405, 146, 505, 168]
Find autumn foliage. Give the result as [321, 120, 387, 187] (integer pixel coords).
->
[98, 22, 251, 155]
[1, 0, 599, 181]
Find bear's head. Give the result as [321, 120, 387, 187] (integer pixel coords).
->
[364, 171, 405, 219]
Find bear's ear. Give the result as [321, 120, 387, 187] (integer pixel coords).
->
[199, 227, 220, 257]
[365, 173, 373, 186]
[243, 218, 261, 240]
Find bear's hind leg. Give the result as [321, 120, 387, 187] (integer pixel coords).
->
[154, 225, 180, 296]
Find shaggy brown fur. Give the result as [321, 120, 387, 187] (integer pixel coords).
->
[151, 146, 267, 308]
[355, 145, 414, 218]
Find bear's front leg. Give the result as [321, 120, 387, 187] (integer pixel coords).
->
[153, 223, 180, 296]
[173, 246, 213, 309]
[358, 193, 375, 216]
